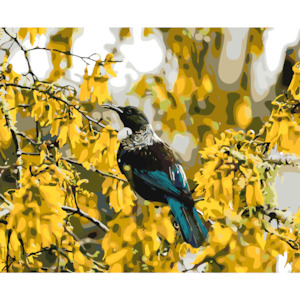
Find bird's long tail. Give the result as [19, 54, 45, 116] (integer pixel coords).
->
[167, 197, 208, 248]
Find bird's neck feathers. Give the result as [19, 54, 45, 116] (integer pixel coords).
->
[120, 124, 161, 151]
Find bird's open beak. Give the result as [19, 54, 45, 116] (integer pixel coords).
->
[102, 103, 123, 114]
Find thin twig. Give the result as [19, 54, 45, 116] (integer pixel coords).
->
[190, 183, 199, 194]
[63, 157, 126, 182]
[5, 229, 12, 272]
[0, 207, 12, 219]
[64, 226, 80, 242]
[9, 104, 33, 111]
[0, 192, 13, 221]
[61, 205, 109, 233]
[71, 185, 80, 211]
[0, 101, 22, 188]
[27, 245, 72, 258]
[0, 164, 16, 170]
[16, 132, 42, 146]
[18, 235, 25, 256]
[20, 151, 39, 156]
[17, 151, 125, 182]
[36, 121, 40, 142]
[26, 46, 121, 65]
[2, 28, 37, 81]
[264, 226, 299, 250]
[0, 192, 13, 206]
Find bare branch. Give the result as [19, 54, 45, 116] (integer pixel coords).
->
[16, 131, 42, 146]
[26, 47, 122, 65]
[9, 104, 33, 111]
[190, 183, 199, 194]
[0, 193, 14, 220]
[71, 185, 80, 211]
[19, 151, 57, 167]
[1, 28, 119, 133]
[19, 151, 40, 156]
[0, 100, 22, 188]
[64, 226, 80, 242]
[0, 192, 13, 207]
[61, 205, 109, 233]
[0, 164, 16, 170]
[63, 157, 126, 182]
[5, 229, 12, 272]
[2, 28, 37, 81]
[27, 245, 71, 258]
[263, 225, 299, 251]
[36, 121, 40, 142]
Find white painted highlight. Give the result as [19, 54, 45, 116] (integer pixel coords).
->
[218, 28, 249, 85]
[70, 27, 116, 82]
[171, 134, 189, 155]
[252, 28, 300, 97]
[276, 252, 292, 273]
[274, 171, 300, 215]
[119, 27, 165, 73]
[9, 50, 29, 74]
[28, 50, 52, 79]
[226, 28, 249, 60]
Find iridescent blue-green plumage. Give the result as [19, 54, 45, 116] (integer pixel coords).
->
[103, 104, 208, 248]
[117, 140, 207, 247]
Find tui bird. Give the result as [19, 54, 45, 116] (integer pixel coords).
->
[102, 104, 208, 248]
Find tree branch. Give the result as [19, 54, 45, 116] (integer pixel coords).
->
[0, 164, 16, 170]
[16, 131, 42, 146]
[63, 157, 126, 182]
[61, 205, 109, 233]
[5, 229, 12, 272]
[9, 104, 33, 111]
[63, 225, 109, 272]
[0, 83, 108, 129]
[263, 225, 299, 251]
[71, 185, 80, 211]
[26, 46, 121, 65]
[18, 151, 126, 182]
[27, 245, 71, 258]
[0, 100, 22, 188]
[2, 28, 37, 81]
[1, 28, 119, 133]
[0, 193, 14, 221]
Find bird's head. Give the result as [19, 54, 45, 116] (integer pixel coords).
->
[102, 104, 150, 133]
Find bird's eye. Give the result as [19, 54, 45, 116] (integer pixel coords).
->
[126, 109, 132, 114]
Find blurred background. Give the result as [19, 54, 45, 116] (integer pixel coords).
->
[7, 28, 300, 153]
[5, 27, 300, 220]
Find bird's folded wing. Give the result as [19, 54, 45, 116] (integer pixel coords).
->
[133, 163, 190, 197]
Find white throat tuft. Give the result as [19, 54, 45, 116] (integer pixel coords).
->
[121, 124, 161, 151]
[117, 127, 133, 141]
